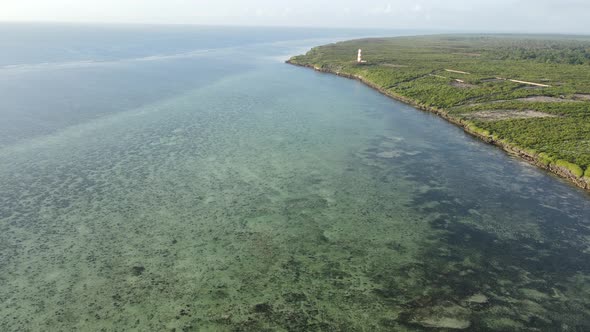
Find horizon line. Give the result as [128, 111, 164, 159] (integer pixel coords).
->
[0, 20, 588, 37]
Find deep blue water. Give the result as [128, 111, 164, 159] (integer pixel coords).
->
[0, 23, 408, 146]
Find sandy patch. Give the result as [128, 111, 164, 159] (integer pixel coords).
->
[573, 93, 590, 101]
[451, 81, 477, 89]
[380, 63, 408, 68]
[409, 303, 472, 330]
[480, 78, 504, 83]
[515, 96, 571, 102]
[466, 293, 489, 304]
[520, 85, 545, 90]
[452, 52, 481, 57]
[445, 69, 471, 75]
[507, 79, 551, 88]
[418, 317, 471, 329]
[462, 110, 557, 121]
[429, 74, 448, 79]
[466, 95, 581, 107]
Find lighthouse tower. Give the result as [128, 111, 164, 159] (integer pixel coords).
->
[357, 49, 363, 63]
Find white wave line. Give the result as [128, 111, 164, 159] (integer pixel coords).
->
[0, 48, 226, 72]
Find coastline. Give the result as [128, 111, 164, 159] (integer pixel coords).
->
[287, 60, 590, 192]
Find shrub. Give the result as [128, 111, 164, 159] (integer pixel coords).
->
[538, 153, 554, 166]
[555, 159, 584, 177]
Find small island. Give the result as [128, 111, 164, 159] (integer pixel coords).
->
[288, 35, 590, 190]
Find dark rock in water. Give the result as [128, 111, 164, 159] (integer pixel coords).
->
[253, 303, 272, 313]
[132, 266, 145, 276]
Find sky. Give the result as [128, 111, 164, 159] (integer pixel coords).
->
[1, 0, 589, 34]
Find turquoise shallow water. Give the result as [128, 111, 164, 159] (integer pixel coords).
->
[1, 25, 590, 331]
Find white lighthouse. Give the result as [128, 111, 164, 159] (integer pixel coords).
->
[357, 49, 366, 63]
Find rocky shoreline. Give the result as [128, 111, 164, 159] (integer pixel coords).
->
[287, 60, 590, 192]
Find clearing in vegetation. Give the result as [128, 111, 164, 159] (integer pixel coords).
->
[462, 110, 559, 121]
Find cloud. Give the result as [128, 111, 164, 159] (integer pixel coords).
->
[368, 3, 395, 15]
[0, 0, 589, 33]
[384, 3, 393, 14]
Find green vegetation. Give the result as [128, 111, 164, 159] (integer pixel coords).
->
[556, 159, 585, 177]
[289, 35, 590, 185]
